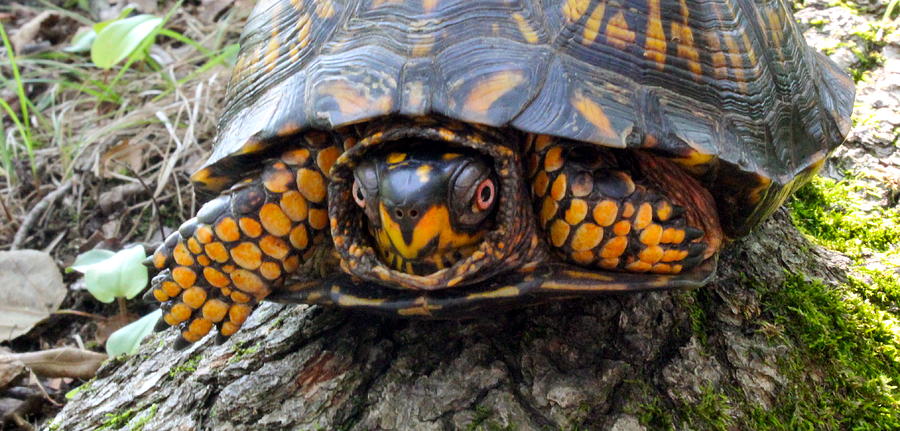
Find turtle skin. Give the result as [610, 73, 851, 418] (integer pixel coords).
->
[147, 0, 855, 346]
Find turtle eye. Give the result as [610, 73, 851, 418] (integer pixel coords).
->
[352, 180, 366, 208]
[474, 178, 495, 210]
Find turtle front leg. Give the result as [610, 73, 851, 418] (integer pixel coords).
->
[528, 137, 722, 275]
[148, 145, 339, 347]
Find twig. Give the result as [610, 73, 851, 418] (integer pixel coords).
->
[0, 194, 12, 223]
[11, 176, 77, 250]
[53, 309, 107, 321]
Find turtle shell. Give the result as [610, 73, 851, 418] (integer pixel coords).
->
[194, 0, 855, 237]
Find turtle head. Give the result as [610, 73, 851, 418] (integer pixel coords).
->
[351, 147, 498, 275]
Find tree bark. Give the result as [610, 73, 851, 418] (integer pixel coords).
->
[46, 209, 849, 431]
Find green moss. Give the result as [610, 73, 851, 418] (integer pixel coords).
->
[682, 290, 710, 345]
[465, 405, 515, 431]
[634, 394, 675, 430]
[129, 404, 158, 431]
[168, 354, 202, 377]
[789, 175, 900, 258]
[95, 408, 137, 430]
[679, 386, 734, 431]
[228, 341, 261, 363]
[751, 274, 900, 429]
[65, 377, 96, 400]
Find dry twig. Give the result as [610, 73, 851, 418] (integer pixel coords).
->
[11, 176, 77, 250]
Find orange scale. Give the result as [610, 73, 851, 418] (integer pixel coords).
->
[220, 321, 241, 337]
[259, 203, 292, 236]
[182, 287, 208, 309]
[634, 203, 653, 229]
[173, 243, 194, 266]
[204, 242, 230, 264]
[309, 209, 329, 230]
[297, 168, 327, 203]
[187, 237, 203, 255]
[260, 261, 282, 280]
[203, 267, 231, 288]
[231, 242, 263, 270]
[592, 200, 618, 227]
[316, 146, 342, 175]
[280, 191, 309, 222]
[215, 217, 241, 242]
[230, 269, 268, 297]
[290, 225, 309, 250]
[202, 299, 229, 323]
[239, 218, 264, 238]
[263, 167, 295, 193]
[229, 304, 253, 325]
[260, 236, 290, 260]
[172, 267, 197, 289]
[543, 146, 565, 171]
[195, 226, 214, 244]
[162, 281, 182, 298]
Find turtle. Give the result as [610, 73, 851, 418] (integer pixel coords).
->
[146, 0, 855, 347]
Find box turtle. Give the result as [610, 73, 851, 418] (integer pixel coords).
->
[147, 0, 855, 347]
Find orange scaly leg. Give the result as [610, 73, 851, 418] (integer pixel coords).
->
[148, 145, 340, 347]
[528, 138, 721, 274]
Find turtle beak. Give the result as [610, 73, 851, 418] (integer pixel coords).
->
[377, 202, 475, 260]
[362, 151, 488, 274]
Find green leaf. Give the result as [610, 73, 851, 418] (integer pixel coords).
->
[71, 246, 148, 303]
[70, 249, 115, 272]
[106, 309, 162, 356]
[90, 14, 163, 69]
[64, 29, 96, 53]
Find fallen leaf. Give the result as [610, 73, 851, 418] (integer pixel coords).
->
[9, 348, 107, 380]
[99, 139, 143, 178]
[9, 11, 80, 54]
[0, 356, 26, 391]
[0, 251, 67, 341]
[199, 0, 234, 23]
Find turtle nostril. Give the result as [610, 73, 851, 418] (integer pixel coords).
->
[395, 209, 404, 219]
[409, 209, 419, 218]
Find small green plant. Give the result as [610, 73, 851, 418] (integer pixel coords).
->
[0, 21, 37, 181]
[70, 245, 160, 356]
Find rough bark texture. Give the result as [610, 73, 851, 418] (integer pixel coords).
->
[46, 209, 848, 430]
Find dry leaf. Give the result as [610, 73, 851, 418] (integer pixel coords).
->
[9, 11, 79, 54]
[99, 139, 143, 178]
[11, 348, 107, 380]
[0, 250, 67, 341]
[0, 356, 26, 391]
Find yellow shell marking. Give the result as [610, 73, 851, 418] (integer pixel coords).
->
[463, 71, 526, 115]
[644, 0, 666, 69]
[318, 80, 393, 120]
[672, 0, 702, 78]
[572, 92, 618, 142]
[605, 11, 635, 50]
[563, 0, 591, 22]
[582, 2, 606, 44]
[315, 0, 335, 18]
[512, 13, 539, 44]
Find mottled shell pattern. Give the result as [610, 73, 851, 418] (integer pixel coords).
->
[195, 0, 855, 237]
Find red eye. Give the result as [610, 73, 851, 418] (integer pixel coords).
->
[352, 180, 366, 208]
[474, 178, 495, 210]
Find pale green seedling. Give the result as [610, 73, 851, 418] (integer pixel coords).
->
[106, 309, 162, 356]
[70, 245, 148, 303]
